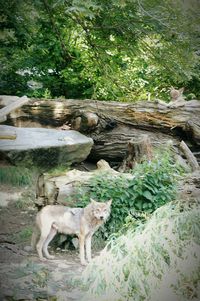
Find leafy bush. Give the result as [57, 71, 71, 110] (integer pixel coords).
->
[80, 200, 200, 301]
[2, 1, 200, 101]
[76, 151, 183, 238]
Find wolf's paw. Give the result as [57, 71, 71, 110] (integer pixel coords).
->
[46, 255, 55, 260]
[81, 260, 88, 266]
[39, 257, 47, 262]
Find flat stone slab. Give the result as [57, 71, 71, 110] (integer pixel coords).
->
[0, 125, 93, 167]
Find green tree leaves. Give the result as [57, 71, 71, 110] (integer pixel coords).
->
[1, 0, 200, 100]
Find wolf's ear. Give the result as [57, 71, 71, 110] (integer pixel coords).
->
[179, 87, 184, 94]
[107, 199, 112, 206]
[90, 198, 96, 204]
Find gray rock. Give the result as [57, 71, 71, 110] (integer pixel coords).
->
[0, 125, 93, 167]
[24, 246, 33, 252]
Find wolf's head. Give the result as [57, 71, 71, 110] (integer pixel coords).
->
[170, 87, 184, 101]
[90, 199, 112, 221]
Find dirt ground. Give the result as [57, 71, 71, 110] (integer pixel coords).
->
[0, 185, 85, 301]
[1, 164, 199, 301]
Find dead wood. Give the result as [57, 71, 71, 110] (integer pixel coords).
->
[35, 159, 132, 207]
[179, 141, 199, 171]
[1, 96, 200, 165]
[0, 96, 29, 123]
[119, 135, 153, 171]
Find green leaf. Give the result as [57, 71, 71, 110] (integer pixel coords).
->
[143, 190, 153, 201]
[142, 202, 149, 209]
[135, 200, 143, 211]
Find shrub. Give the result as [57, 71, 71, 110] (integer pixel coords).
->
[75, 151, 183, 239]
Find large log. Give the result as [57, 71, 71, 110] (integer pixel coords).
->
[0, 95, 29, 123]
[35, 159, 133, 207]
[1, 96, 200, 164]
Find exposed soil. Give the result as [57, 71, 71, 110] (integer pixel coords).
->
[0, 185, 85, 301]
[1, 163, 199, 301]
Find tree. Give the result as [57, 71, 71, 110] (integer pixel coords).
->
[0, 0, 200, 101]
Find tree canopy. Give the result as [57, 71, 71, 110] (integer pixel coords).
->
[1, 0, 200, 101]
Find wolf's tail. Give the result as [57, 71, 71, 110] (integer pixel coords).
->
[31, 226, 40, 250]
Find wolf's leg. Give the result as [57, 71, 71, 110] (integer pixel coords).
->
[36, 226, 52, 260]
[42, 227, 57, 259]
[52, 223, 58, 230]
[79, 234, 87, 265]
[31, 226, 40, 251]
[85, 234, 92, 262]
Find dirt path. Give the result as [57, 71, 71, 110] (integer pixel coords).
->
[0, 186, 85, 301]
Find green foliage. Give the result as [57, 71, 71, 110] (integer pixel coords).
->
[75, 151, 183, 239]
[1, 0, 200, 100]
[47, 165, 70, 176]
[80, 200, 200, 301]
[15, 227, 33, 243]
[0, 166, 35, 187]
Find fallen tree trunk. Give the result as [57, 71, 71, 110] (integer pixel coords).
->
[35, 159, 133, 207]
[0, 96, 29, 123]
[1, 96, 200, 164]
[179, 140, 199, 171]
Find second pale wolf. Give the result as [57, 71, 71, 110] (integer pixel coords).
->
[31, 199, 112, 265]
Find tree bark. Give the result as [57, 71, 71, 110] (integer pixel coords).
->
[35, 159, 133, 207]
[0, 96, 29, 122]
[119, 135, 153, 171]
[1, 96, 200, 164]
[179, 140, 199, 171]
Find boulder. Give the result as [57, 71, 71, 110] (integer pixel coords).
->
[0, 125, 93, 168]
